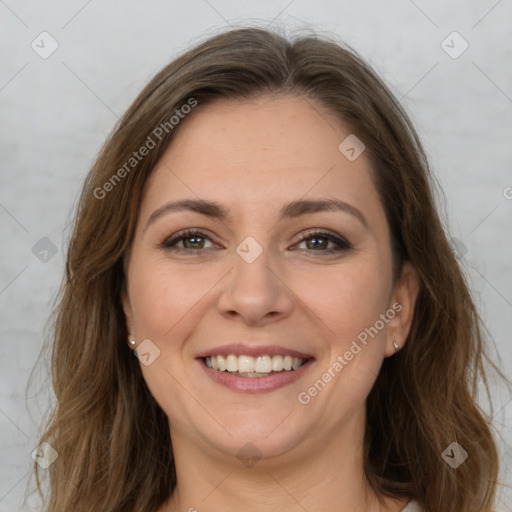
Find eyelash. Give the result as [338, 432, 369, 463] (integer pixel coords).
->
[161, 228, 352, 255]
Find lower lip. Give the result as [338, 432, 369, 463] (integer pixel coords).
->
[198, 358, 314, 393]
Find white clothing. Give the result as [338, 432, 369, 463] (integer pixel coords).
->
[401, 499, 424, 511]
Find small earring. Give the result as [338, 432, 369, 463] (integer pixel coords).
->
[128, 339, 136, 349]
[393, 340, 400, 351]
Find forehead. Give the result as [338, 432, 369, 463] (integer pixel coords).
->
[141, 95, 382, 224]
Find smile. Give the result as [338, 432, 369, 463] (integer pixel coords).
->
[199, 355, 314, 393]
[204, 354, 308, 377]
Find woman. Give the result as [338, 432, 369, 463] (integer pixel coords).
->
[33, 27, 510, 511]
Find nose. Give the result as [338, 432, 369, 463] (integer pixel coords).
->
[216, 243, 294, 326]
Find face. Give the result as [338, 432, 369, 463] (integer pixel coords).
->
[122, 94, 418, 464]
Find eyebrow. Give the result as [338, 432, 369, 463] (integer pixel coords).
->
[144, 197, 368, 232]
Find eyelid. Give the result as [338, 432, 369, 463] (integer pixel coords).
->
[293, 228, 352, 251]
[161, 228, 220, 250]
[161, 228, 352, 253]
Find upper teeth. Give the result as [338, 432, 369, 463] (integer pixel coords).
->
[205, 354, 306, 373]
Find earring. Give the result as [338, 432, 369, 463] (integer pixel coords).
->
[393, 340, 400, 351]
[127, 339, 136, 348]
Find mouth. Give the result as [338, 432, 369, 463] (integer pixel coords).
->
[196, 346, 315, 393]
[203, 354, 309, 377]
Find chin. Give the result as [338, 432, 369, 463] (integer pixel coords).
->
[217, 413, 312, 460]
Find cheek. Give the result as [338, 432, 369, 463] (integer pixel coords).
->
[127, 260, 208, 424]
[292, 259, 392, 338]
[128, 258, 215, 340]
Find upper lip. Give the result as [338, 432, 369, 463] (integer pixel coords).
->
[195, 344, 314, 359]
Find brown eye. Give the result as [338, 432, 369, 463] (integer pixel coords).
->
[162, 229, 218, 252]
[161, 229, 351, 255]
[293, 230, 351, 254]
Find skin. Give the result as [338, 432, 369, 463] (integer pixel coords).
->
[122, 94, 420, 512]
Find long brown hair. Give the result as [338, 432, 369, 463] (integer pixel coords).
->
[30, 26, 510, 511]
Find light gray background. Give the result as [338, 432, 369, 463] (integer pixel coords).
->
[1, 1, 511, 510]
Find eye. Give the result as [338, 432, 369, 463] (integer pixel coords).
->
[161, 229, 219, 253]
[293, 230, 352, 254]
[161, 228, 352, 255]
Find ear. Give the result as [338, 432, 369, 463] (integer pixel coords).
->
[384, 260, 420, 357]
